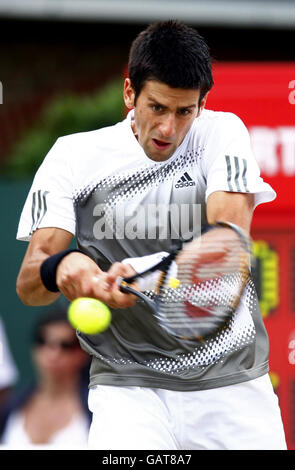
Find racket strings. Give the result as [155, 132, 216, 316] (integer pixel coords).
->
[176, 240, 247, 281]
[158, 274, 244, 313]
[153, 236, 250, 339]
[120, 225, 251, 340]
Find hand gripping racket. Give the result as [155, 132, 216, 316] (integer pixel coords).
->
[118, 221, 251, 342]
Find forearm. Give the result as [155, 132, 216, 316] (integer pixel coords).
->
[16, 227, 73, 306]
[17, 227, 138, 309]
[206, 191, 254, 233]
[16, 245, 61, 306]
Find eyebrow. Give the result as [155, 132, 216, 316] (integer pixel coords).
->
[147, 97, 197, 110]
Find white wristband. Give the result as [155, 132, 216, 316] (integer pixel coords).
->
[122, 252, 168, 272]
[122, 252, 177, 291]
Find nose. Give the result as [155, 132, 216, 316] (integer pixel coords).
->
[46, 344, 62, 357]
[158, 114, 176, 139]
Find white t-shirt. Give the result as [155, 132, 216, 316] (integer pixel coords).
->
[1, 410, 89, 449]
[0, 317, 18, 389]
[17, 109, 275, 242]
[17, 109, 275, 392]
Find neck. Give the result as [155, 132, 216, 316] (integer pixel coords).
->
[37, 374, 80, 398]
[131, 119, 138, 139]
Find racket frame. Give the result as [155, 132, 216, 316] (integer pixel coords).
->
[118, 221, 251, 340]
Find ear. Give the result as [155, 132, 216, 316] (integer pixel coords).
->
[197, 92, 209, 117]
[124, 78, 136, 109]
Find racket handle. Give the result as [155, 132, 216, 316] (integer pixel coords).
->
[119, 282, 157, 313]
[116, 274, 159, 291]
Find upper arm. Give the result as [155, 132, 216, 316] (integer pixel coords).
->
[206, 191, 255, 233]
[202, 113, 276, 213]
[16, 137, 76, 242]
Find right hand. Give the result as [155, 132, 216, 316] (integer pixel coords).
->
[56, 252, 137, 309]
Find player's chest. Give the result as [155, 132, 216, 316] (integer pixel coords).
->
[74, 166, 207, 242]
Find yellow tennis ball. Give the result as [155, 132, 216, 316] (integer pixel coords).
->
[68, 297, 111, 335]
[169, 277, 180, 289]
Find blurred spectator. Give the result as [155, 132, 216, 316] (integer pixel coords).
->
[0, 316, 18, 409]
[0, 308, 91, 449]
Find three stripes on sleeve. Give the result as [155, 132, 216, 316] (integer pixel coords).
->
[30, 190, 49, 235]
[225, 155, 249, 193]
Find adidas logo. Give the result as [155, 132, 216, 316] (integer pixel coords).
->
[175, 172, 196, 188]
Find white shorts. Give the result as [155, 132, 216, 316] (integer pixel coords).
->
[88, 374, 287, 450]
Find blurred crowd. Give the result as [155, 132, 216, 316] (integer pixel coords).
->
[0, 307, 91, 449]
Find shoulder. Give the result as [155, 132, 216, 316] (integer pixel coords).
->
[189, 109, 250, 152]
[43, 119, 129, 180]
[195, 109, 248, 133]
[57, 119, 126, 152]
[0, 385, 35, 438]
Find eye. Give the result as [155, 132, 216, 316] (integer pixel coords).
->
[151, 104, 163, 112]
[178, 108, 192, 116]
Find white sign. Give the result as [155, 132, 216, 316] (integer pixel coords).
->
[289, 80, 295, 105]
[249, 126, 295, 176]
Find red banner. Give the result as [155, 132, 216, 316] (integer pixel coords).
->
[207, 62, 295, 450]
[207, 63, 295, 218]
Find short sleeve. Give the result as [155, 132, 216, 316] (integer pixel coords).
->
[202, 113, 276, 208]
[16, 137, 75, 241]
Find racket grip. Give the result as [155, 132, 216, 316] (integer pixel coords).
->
[116, 276, 124, 288]
[118, 282, 158, 314]
[117, 273, 161, 292]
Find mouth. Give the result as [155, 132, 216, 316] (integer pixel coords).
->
[152, 138, 171, 150]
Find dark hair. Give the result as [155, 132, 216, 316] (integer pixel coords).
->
[31, 306, 75, 346]
[128, 20, 214, 105]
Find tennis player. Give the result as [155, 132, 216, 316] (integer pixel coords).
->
[16, 21, 286, 450]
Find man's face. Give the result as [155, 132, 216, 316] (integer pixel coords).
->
[124, 79, 207, 162]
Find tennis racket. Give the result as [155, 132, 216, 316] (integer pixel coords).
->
[117, 221, 251, 342]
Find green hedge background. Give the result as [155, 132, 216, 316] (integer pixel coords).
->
[3, 78, 125, 178]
